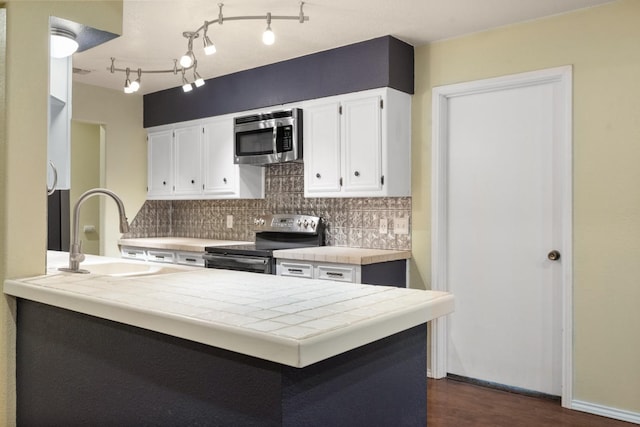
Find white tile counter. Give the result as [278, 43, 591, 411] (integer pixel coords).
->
[273, 246, 411, 265]
[5, 253, 452, 368]
[118, 237, 251, 252]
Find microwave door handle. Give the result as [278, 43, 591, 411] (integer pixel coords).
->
[272, 125, 280, 161]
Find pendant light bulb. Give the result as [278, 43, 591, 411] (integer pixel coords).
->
[50, 28, 79, 58]
[262, 13, 275, 45]
[124, 68, 134, 94]
[262, 27, 275, 45]
[203, 24, 216, 55]
[129, 69, 142, 92]
[180, 51, 195, 68]
[181, 69, 193, 93]
[193, 61, 205, 87]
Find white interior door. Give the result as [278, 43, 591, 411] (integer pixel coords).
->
[431, 67, 572, 400]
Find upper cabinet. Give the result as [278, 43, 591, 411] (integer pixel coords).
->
[302, 88, 411, 198]
[147, 115, 264, 200]
[48, 56, 72, 190]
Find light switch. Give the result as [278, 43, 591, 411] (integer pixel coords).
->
[394, 217, 409, 235]
[226, 215, 233, 228]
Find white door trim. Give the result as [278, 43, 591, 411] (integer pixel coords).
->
[430, 66, 573, 407]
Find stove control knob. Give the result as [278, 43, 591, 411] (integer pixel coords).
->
[260, 218, 266, 225]
[254, 219, 259, 225]
[303, 219, 309, 228]
[297, 219, 302, 226]
[310, 221, 316, 229]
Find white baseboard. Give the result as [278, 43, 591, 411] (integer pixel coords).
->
[571, 399, 640, 425]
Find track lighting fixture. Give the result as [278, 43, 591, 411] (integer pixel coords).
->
[108, 2, 309, 94]
[180, 32, 197, 68]
[203, 23, 216, 55]
[123, 67, 142, 93]
[181, 69, 193, 93]
[193, 61, 205, 88]
[262, 13, 275, 46]
[50, 27, 79, 58]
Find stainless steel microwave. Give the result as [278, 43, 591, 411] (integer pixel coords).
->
[234, 108, 302, 165]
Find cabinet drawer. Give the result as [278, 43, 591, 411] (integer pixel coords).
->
[177, 252, 205, 267]
[121, 247, 146, 261]
[277, 262, 314, 279]
[316, 265, 357, 283]
[147, 250, 175, 264]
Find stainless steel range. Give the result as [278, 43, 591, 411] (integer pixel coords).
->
[203, 214, 325, 274]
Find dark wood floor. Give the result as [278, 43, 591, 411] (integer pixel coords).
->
[427, 378, 634, 427]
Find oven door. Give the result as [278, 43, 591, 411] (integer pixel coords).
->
[203, 253, 274, 274]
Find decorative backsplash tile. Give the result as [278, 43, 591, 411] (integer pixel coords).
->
[125, 163, 411, 250]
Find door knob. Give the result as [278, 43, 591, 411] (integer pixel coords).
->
[547, 250, 561, 261]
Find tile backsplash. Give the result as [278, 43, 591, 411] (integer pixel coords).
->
[125, 163, 411, 250]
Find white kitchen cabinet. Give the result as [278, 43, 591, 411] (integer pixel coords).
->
[303, 87, 411, 198]
[276, 260, 360, 283]
[202, 116, 264, 198]
[147, 117, 264, 200]
[303, 101, 342, 194]
[147, 129, 174, 197]
[174, 125, 202, 196]
[121, 246, 205, 267]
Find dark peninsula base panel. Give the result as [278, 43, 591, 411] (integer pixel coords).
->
[17, 299, 427, 426]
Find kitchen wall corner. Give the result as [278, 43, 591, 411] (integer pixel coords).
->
[125, 162, 411, 250]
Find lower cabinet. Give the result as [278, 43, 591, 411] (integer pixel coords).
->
[276, 259, 406, 287]
[121, 246, 205, 267]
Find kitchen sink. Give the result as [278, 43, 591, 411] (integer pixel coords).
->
[83, 262, 187, 277]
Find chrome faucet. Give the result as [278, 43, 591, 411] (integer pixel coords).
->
[59, 188, 130, 273]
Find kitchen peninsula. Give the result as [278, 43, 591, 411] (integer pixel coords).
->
[4, 253, 453, 426]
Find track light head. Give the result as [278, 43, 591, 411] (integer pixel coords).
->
[262, 13, 275, 45]
[181, 69, 193, 93]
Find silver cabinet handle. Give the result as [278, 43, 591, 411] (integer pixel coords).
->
[47, 161, 58, 195]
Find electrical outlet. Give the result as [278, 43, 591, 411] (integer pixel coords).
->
[394, 217, 409, 235]
[379, 218, 388, 234]
[226, 215, 233, 228]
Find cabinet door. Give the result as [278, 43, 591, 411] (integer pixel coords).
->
[304, 102, 342, 195]
[147, 130, 173, 197]
[342, 96, 382, 193]
[203, 118, 237, 195]
[174, 125, 202, 195]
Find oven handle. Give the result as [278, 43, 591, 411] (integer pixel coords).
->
[203, 253, 268, 265]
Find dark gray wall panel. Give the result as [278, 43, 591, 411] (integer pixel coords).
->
[144, 35, 414, 128]
[17, 299, 427, 426]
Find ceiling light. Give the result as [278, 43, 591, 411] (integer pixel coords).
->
[262, 13, 275, 46]
[129, 69, 142, 92]
[203, 24, 216, 55]
[123, 68, 134, 93]
[180, 32, 198, 68]
[193, 61, 205, 87]
[182, 69, 193, 93]
[50, 28, 79, 58]
[107, 2, 309, 93]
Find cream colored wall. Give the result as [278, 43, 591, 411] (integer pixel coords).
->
[411, 0, 640, 414]
[1, 2, 122, 424]
[71, 121, 102, 255]
[72, 83, 146, 257]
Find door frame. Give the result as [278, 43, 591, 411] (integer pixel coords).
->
[430, 66, 573, 407]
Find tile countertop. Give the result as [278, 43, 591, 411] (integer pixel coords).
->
[4, 253, 453, 368]
[118, 237, 252, 252]
[273, 246, 412, 265]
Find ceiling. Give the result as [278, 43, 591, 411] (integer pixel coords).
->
[72, 0, 614, 95]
